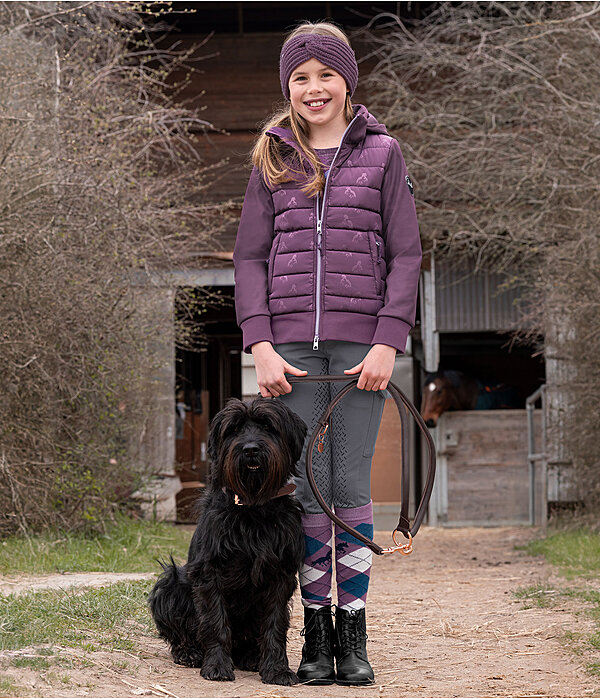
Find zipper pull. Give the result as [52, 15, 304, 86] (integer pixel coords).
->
[313, 334, 319, 350]
[375, 240, 381, 261]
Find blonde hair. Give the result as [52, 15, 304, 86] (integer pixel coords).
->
[251, 21, 355, 199]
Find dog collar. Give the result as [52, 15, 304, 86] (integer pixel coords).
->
[222, 482, 296, 506]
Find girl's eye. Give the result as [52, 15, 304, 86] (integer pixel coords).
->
[295, 73, 333, 81]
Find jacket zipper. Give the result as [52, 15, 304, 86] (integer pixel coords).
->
[313, 194, 322, 349]
[375, 239, 381, 294]
[312, 115, 358, 351]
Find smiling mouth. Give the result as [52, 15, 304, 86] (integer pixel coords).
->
[304, 98, 331, 107]
[247, 464, 261, 471]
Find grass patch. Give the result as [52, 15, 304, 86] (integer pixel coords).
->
[45, 671, 71, 685]
[586, 662, 600, 677]
[11, 656, 52, 670]
[513, 583, 560, 608]
[0, 579, 155, 652]
[513, 584, 600, 680]
[7, 652, 76, 671]
[0, 676, 28, 697]
[521, 528, 600, 579]
[563, 589, 600, 624]
[515, 527, 600, 682]
[0, 516, 191, 575]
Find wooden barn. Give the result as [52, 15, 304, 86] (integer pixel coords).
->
[418, 253, 548, 527]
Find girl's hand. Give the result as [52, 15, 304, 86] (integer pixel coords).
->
[251, 341, 308, 397]
[344, 343, 396, 391]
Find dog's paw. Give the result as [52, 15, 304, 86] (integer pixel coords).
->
[261, 667, 299, 686]
[171, 647, 202, 668]
[201, 657, 235, 682]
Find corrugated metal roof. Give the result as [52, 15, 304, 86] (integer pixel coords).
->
[435, 258, 527, 332]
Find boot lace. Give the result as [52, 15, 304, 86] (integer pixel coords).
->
[336, 607, 368, 652]
[300, 609, 333, 656]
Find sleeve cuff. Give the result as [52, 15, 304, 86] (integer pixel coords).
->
[241, 316, 274, 354]
[371, 316, 412, 354]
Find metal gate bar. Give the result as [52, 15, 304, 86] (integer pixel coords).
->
[526, 385, 547, 532]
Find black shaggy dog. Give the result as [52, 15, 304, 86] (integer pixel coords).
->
[149, 396, 307, 686]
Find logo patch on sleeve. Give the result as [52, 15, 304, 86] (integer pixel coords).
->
[405, 175, 414, 196]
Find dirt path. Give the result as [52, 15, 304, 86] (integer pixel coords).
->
[0, 572, 156, 595]
[1, 527, 597, 698]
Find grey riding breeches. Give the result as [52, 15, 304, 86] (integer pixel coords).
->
[272, 340, 387, 514]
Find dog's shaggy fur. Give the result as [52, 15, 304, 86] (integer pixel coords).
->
[149, 397, 307, 686]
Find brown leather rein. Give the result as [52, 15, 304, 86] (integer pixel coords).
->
[287, 375, 436, 557]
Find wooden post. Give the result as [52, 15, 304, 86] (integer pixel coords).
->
[544, 313, 577, 504]
[130, 282, 180, 521]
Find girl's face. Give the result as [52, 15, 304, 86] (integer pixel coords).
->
[288, 58, 348, 131]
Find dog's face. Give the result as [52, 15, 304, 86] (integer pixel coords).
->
[207, 397, 307, 506]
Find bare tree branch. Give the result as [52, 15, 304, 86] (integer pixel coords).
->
[0, 1, 233, 534]
[359, 0, 600, 512]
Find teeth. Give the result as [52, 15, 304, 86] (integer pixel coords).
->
[307, 100, 327, 107]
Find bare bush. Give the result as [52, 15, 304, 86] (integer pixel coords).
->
[0, 2, 232, 534]
[360, 2, 600, 511]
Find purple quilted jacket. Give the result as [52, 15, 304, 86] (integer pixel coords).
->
[233, 104, 422, 354]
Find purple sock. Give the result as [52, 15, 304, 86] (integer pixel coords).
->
[334, 501, 374, 612]
[299, 512, 333, 609]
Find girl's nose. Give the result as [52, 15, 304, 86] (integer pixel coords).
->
[306, 79, 323, 92]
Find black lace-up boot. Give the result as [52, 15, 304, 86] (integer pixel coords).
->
[334, 607, 374, 685]
[296, 606, 336, 685]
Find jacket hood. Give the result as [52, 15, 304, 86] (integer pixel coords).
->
[265, 104, 389, 153]
[351, 103, 389, 139]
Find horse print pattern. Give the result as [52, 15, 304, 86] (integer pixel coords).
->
[300, 511, 333, 609]
[266, 125, 393, 319]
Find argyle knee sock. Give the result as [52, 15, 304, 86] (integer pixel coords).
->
[334, 501, 373, 612]
[299, 512, 333, 609]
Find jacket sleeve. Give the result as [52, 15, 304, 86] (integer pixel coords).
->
[233, 166, 275, 354]
[371, 138, 423, 354]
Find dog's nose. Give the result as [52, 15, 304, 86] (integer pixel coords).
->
[425, 418, 436, 428]
[242, 443, 260, 459]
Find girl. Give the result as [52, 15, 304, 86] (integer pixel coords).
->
[232, 21, 422, 686]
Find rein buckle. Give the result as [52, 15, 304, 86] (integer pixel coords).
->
[317, 422, 329, 453]
[381, 530, 413, 556]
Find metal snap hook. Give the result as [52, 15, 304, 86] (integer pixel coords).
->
[381, 530, 413, 556]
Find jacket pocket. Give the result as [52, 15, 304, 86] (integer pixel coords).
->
[368, 231, 384, 297]
[266, 233, 282, 295]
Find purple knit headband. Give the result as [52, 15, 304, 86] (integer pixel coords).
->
[279, 33, 358, 100]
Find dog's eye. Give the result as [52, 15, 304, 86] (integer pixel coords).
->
[221, 422, 242, 438]
[252, 417, 273, 432]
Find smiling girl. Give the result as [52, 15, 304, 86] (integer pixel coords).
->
[233, 21, 422, 686]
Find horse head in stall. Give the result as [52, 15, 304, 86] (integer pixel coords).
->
[421, 366, 521, 427]
[420, 368, 479, 428]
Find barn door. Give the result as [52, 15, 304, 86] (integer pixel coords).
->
[431, 410, 543, 526]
